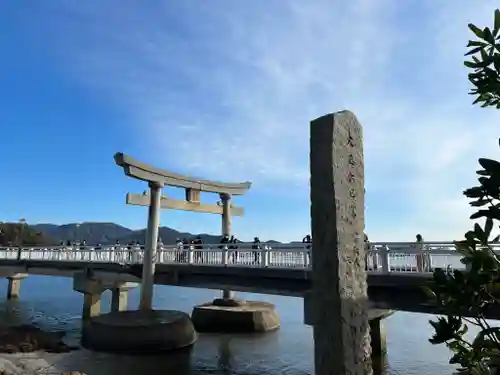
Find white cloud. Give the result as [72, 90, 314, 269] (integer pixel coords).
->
[16, 0, 500, 241]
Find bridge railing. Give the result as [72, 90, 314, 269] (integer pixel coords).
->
[0, 242, 497, 273]
[0, 243, 311, 269]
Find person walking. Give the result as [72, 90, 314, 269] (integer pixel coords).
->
[302, 234, 312, 265]
[194, 236, 204, 263]
[414, 234, 427, 272]
[175, 238, 183, 262]
[252, 237, 261, 265]
[364, 233, 371, 270]
[229, 235, 239, 263]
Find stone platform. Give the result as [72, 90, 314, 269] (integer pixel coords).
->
[82, 310, 197, 354]
[191, 299, 280, 333]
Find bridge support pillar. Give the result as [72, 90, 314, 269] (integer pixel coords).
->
[191, 299, 280, 333]
[73, 275, 104, 321]
[74, 274, 139, 319]
[110, 283, 137, 312]
[6, 273, 27, 299]
[83, 293, 101, 320]
[370, 315, 388, 372]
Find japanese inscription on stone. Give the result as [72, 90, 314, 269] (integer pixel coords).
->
[309, 110, 372, 375]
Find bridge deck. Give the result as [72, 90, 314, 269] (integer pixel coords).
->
[0, 244, 496, 318]
[0, 258, 456, 317]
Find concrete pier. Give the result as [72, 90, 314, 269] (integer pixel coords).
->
[83, 293, 101, 320]
[369, 311, 391, 359]
[192, 299, 280, 333]
[72, 270, 196, 354]
[82, 310, 197, 354]
[72, 273, 138, 320]
[110, 286, 130, 312]
[6, 273, 27, 299]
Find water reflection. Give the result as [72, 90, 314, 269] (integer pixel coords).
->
[217, 335, 233, 373]
[0, 278, 466, 375]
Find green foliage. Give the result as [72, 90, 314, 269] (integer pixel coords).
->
[0, 223, 55, 246]
[465, 10, 500, 108]
[425, 9, 500, 375]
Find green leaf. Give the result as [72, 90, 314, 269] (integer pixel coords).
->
[469, 23, 485, 39]
[470, 210, 490, 220]
[467, 40, 488, 48]
[494, 9, 500, 36]
[485, 217, 494, 239]
[475, 223, 487, 243]
[470, 199, 490, 207]
[464, 186, 485, 199]
[465, 60, 479, 69]
[483, 27, 495, 44]
[466, 47, 483, 56]
[479, 158, 500, 175]
[456, 240, 474, 256]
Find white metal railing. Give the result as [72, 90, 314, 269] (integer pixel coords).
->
[0, 242, 496, 273]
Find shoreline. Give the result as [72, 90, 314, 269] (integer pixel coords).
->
[0, 348, 193, 375]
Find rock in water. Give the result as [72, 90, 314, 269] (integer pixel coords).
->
[0, 324, 72, 353]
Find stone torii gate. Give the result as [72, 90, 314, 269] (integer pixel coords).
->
[114, 152, 251, 310]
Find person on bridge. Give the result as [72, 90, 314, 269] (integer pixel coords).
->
[229, 235, 239, 263]
[364, 234, 371, 270]
[219, 235, 229, 249]
[175, 238, 183, 262]
[302, 234, 312, 265]
[252, 237, 261, 264]
[414, 234, 427, 272]
[157, 236, 164, 263]
[302, 234, 312, 249]
[194, 236, 204, 263]
[182, 238, 190, 262]
[126, 241, 133, 263]
[79, 240, 87, 260]
[95, 243, 102, 261]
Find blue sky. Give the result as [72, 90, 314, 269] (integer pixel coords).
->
[1, 1, 499, 242]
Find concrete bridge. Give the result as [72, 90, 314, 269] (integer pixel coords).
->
[0, 241, 490, 366]
[0, 242, 489, 318]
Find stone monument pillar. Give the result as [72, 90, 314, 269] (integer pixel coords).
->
[139, 181, 163, 311]
[309, 111, 372, 375]
[220, 193, 235, 300]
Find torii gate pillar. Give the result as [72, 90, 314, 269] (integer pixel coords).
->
[140, 181, 163, 310]
[220, 193, 235, 300]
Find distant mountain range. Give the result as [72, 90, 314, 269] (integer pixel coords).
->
[28, 222, 283, 245]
